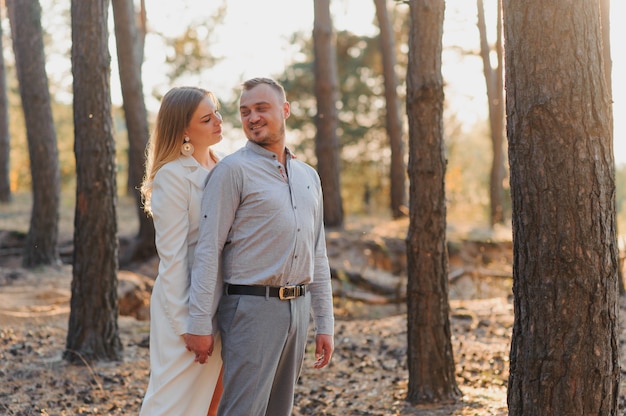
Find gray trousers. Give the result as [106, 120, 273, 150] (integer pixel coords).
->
[216, 291, 311, 416]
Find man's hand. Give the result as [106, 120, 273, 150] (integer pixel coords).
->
[183, 334, 214, 364]
[313, 334, 334, 369]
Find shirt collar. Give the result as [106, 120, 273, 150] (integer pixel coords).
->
[245, 140, 296, 161]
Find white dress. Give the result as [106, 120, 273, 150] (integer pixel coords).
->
[140, 156, 222, 416]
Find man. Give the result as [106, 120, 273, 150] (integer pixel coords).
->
[186, 77, 335, 416]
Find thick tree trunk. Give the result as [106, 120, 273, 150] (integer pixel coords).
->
[405, 0, 460, 404]
[313, 0, 344, 228]
[504, 1, 619, 414]
[374, 0, 407, 219]
[7, 0, 61, 267]
[65, 0, 122, 364]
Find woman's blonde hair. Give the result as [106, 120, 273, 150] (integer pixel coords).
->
[140, 87, 219, 215]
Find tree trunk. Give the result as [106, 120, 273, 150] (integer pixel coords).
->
[112, 0, 156, 264]
[137, 0, 147, 61]
[374, 0, 407, 219]
[0, 6, 11, 203]
[405, 0, 460, 404]
[313, 0, 344, 228]
[504, 1, 619, 414]
[600, 0, 612, 96]
[599, 0, 622, 295]
[6, 0, 61, 267]
[65, 0, 122, 364]
[477, 0, 506, 226]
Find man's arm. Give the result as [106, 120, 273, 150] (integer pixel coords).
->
[188, 162, 240, 335]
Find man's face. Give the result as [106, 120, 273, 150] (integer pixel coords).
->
[239, 83, 289, 150]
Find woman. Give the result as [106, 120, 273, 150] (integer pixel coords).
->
[139, 87, 224, 416]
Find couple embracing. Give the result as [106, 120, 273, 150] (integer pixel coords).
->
[139, 77, 335, 416]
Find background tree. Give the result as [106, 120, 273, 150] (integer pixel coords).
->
[112, 0, 155, 264]
[405, 0, 461, 404]
[6, 0, 61, 267]
[374, 0, 407, 218]
[0, 5, 10, 203]
[65, 0, 122, 363]
[504, 0, 619, 414]
[283, 27, 405, 215]
[477, 0, 505, 226]
[313, 0, 344, 227]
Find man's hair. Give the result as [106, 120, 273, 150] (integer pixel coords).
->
[242, 77, 286, 101]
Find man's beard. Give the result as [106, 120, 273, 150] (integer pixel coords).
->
[247, 124, 285, 146]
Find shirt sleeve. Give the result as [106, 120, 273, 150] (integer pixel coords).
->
[188, 161, 241, 335]
[308, 173, 335, 336]
[151, 166, 191, 336]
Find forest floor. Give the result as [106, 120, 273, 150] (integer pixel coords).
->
[1, 195, 626, 415]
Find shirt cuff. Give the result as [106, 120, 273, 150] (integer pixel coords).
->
[315, 316, 335, 336]
[187, 318, 213, 336]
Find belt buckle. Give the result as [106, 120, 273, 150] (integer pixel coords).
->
[279, 285, 297, 300]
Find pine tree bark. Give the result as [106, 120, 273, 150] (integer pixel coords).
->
[6, 0, 61, 267]
[112, 0, 156, 264]
[65, 0, 122, 363]
[374, 0, 407, 219]
[313, 0, 344, 228]
[504, 0, 619, 414]
[599, 0, 622, 295]
[477, 0, 506, 226]
[405, 0, 461, 404]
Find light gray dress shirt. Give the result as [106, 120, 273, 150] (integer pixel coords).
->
[188, 141, 334, 336]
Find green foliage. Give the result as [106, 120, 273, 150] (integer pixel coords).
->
[280, 9, 497, 220]
[280, 29, 398, 214]
[158, 2, 227, 88]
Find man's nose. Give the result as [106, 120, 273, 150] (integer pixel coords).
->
[247, 110, 260, 122]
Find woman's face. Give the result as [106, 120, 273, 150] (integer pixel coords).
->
[185, 96, 223, 148]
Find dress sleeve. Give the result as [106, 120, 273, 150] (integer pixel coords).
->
[151, 166, 191, 335]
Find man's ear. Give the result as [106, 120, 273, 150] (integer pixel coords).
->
[283, 101, 291, 119]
